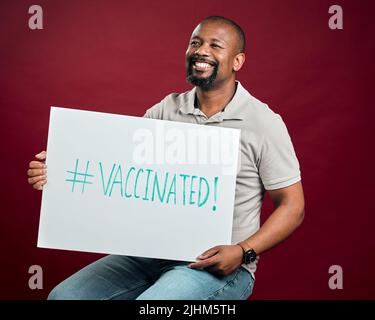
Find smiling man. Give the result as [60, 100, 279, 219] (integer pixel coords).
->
[28, 16, 305, 300]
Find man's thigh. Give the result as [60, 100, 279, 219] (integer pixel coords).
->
[136, 264, 254, 300]
[48, 255, 162, 300]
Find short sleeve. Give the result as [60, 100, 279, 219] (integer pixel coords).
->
[143, 101, 164, 119]
[143, 108, 155, 119]
[258, 114, 301, 190]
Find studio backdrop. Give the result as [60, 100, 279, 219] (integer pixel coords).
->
[0, 0, 373, 299]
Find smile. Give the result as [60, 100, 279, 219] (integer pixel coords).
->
[193, 61, 214, 71]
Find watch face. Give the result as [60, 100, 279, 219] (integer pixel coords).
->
[244, 249, 256, 264]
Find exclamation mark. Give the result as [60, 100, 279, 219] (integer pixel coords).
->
[212, 176, 218, 212]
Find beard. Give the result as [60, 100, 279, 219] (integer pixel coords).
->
[186, 56, 219, 90]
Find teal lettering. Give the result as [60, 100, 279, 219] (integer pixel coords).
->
[198, 177, 210, 207]
[134, 169, 143, 198]
[179, 174, 190, 206]
[212, 176, 218, 212]
[152, 172, 169, 202]
[166, 174, 177, 204]
[97, 163, 217, 210]
[124, 167, 135, 198]
[109, 165, 123, 197]
[99, 162, 116, 196]
[142, 168, 153, 201]
[189, 175, 197, 205]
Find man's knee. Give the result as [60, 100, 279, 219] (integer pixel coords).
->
[47, 279, 85, 300]
[47, 283, 73, 300]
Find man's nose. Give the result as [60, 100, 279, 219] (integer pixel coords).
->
[194, 43, 210, 56]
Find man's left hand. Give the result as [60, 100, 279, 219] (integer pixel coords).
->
[188, 245, 243, 277]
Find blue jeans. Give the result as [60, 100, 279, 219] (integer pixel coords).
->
[48, 255, 254, 300]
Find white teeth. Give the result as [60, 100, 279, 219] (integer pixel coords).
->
[195, 62, 211, 69]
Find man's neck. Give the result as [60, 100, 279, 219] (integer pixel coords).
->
[195, 80, 237, 118]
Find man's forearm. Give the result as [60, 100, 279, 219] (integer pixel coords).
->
[239, 203, 305, 255]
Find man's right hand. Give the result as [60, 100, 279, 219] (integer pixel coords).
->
[27, 151, 47, 191]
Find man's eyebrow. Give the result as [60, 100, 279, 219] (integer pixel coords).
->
[211, 38, 226, 44]
[190, 36, 226, 45]
[211, 38, 225, 43]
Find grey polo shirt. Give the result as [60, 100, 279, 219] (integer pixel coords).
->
[143, 81, 301, 275]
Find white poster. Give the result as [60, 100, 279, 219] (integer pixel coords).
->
[38, 107, 240, 261]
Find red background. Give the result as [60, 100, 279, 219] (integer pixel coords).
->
[0, 0, 374, 299]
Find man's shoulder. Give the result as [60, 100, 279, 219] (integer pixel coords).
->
[240, 86, 281, 123]
[143, 90, 191, 120]
[239, 84, 289, 137]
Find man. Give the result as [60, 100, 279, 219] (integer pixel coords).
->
[27, 16, 305, 300]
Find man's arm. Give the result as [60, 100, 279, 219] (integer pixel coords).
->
[189, 181, 305, 276]
[238, 181, 305, 255]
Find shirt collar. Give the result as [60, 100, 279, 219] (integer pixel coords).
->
[178, 81, 247, 121]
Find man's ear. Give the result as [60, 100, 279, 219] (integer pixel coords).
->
[233, 53, 245, 72]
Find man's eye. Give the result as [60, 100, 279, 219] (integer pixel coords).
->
[190, 41, 199, 47]
[211, 44, 221, 48]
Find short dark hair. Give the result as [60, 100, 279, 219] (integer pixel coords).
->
[200, 16, 246, 53]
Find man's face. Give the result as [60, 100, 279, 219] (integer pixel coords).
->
[186, 20, 240, 90]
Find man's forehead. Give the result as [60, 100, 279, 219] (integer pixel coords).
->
[190, 21, 236, 42]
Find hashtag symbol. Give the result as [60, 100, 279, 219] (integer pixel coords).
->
[65, 159, 94, 194]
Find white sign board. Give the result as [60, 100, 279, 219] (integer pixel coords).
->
[38, 107, 240, 261]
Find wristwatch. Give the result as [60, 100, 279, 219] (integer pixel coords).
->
[237, 243, 257, 264]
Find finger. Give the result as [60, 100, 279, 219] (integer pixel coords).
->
[27, 168, 47, 177]
[189, 256, 218, 269]
[28, 175, 47, 185]
[197, 246, 220, 259]
[35, 151, 46, 160]
[33, 179, 47, 190]
[29, 161, 46, 169]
